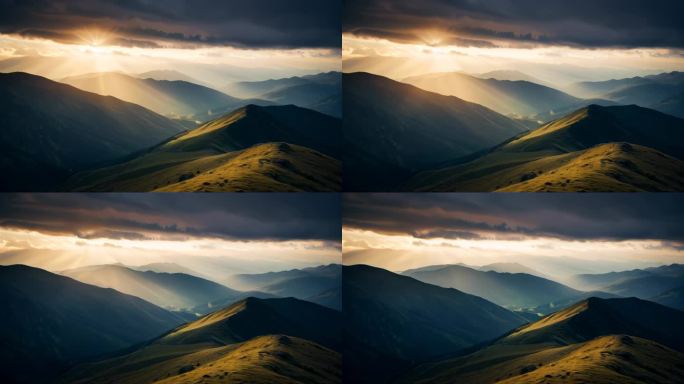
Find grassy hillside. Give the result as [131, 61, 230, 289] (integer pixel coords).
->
[0, 72, 185, 191]
[0, 265, 185, 383]
[64, 104, 342, 192]
[66, 335, 340, 384]
[343, 72, 528, 190]
[400, 296, 684, 384]
[63, 297, 341, 384]
[408, 105, 684, 191]
[402, 335, 684, 384]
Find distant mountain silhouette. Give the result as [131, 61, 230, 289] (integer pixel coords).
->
[61, 264, 265, 312]
[402, 264, 585, 310]
[571, 264, 684, 299]
[223, 71, 341, 117]
[63, 105, 342, 192]
[403, 71, 613, 120]
[0, 265, 184, 383]
[343, 72, 528, 190]
[651, 286, 684, 310]
[227, 264, 341, 309]
[61, 72, 270, 120]
[0, 72, 185, 191]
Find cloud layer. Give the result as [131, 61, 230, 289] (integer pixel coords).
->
[0, 0, 341, 49]
[344, 0, 684, 48]
[0, 194, 340, 242]
[343, 194, 684, 242]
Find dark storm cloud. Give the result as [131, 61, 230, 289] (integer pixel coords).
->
[0, 0, 340, 48]
[343, 194, 684, 243]
[0, 194, 340, 242]
[344, 0, 684, 48]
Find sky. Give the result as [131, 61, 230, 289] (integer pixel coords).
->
[343, 0, 684, 83]
[343, 194, 684, 279]
[0, 194, 341, 277]
[0, 0, 341, 82]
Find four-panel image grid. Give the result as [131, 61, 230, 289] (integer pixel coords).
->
[1, 1, 683, 383]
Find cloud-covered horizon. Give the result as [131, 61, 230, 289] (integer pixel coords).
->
[343, 194, 684, 244]
[344, 0, 684, 49]
[0, 194, 341, 242]
[0, 0, 341, 49]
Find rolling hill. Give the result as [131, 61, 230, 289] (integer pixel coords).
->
[402, 71, 612, 120]
[408, 104, 684, 191]
[344, 264, 527, 383]
[400, 297, 684, 384]
[343, 72, 528, 190]
[61, 72, 269, 120]
[60, 264, 263, 312]
[650, 286, 684, 310]
[63, 104, 342, 192]
[0, 264, 185, 384]
[222, 71, 341, 117]
[63, 297, 341, 384]
[402, 264, 584, 311]
[0, 72, 185, 191]
[226, 264, 341, 309]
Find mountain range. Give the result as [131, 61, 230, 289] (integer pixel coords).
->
[402, 264, 608, 311]
[60, 264, 271, 313]
[223, 71, 342, 117]
[63, 297, 342, 384]
[61, 72, 271, 121]
[403, 71, 614, 121]
[343, 72, 528, 190]
[227, 264, 342, 310]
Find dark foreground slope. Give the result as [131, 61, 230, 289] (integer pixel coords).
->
[0, 265, 185, 384]
[0, 72, 185, 191]
[343, 265, 527, 383]
[343, 72, 528, 190]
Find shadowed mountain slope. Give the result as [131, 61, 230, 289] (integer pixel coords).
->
[0, 72, 185, 191]
[344, 264, 527, 383]
[0, 265, 185, 384]
[343, 72, 528, 190]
